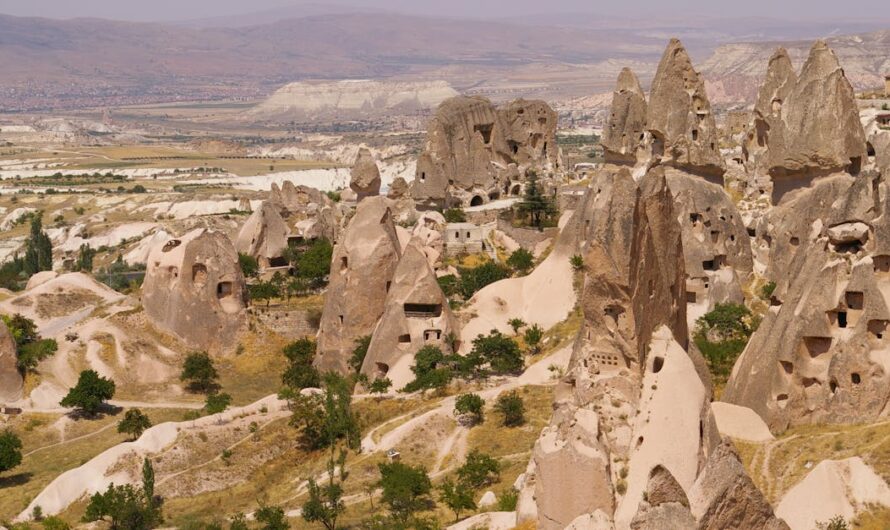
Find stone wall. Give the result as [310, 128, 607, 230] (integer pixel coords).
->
[496, 218, 558, 250]
[253, 307, 318, 339]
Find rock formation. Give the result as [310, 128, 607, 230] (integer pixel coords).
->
[234, 201, 290, 268]
[602, 68, 648, 165]
[0, 319, 22, 402]
[723, 173, 890, 432]
[413, 96, 559, 208]
[664, 168, 754, 328]
[688, 441, 789, 530]
[765, 41, 867, 202]
[646, 39, 724, 179]
[743, 48, 797, 176]
[315, 197, 402, 373]
[359, 240, 458, 389]
[388, 177, 409, 199]
[515, 167, 695, 529]
[142, 229, 248, 351]
[350, 148, 381, 200]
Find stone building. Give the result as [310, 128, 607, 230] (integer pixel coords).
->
[444, 223, 485, 254]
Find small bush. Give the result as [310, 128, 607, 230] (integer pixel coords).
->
[494, 391, 526, 427]
[570, 254, 584, 271]
[506, 248, 534, 274]
[443, 208, 467, 223]
[760, 281, 777, 299]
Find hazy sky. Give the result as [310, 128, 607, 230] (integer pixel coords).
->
[3, 0, 889, 21]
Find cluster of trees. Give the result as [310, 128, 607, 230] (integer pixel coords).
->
[693, 302, 759, 385]
[241, 238, 335, 306]
[83, 458, 162, 530]
[2, 313, 58, 373]
[95, 255, 146, 294]
[403, 330, 524, 393]
[60, 369, 116, 416]
[0, 215, 53, 290]
[180, 352, 231, 414]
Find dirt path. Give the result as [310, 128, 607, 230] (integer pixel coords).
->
[23, 422, 117, 458]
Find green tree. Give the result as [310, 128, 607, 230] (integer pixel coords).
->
[238, 253, 259, 278]
[41, 516, 70, 530]
[83, 459, 161, 529]
[270, 271, 286, 299]
[368, 377, 392, 394]
[204, 393, 232, 415]
[23, 215, 53, 276]
[255, 506, 288, 530]
[283, 372, 360, 451]
[454, 393, 484, 425]
[524, 324, 544, 354]
[507, 318, 526, 334]
[60, 370, 116, 416]
[348, 335, 372, 374]
[2, 313, 57, 372]
[438, 477, 475, 522]
[180, 351, 219, 394]
[118, 409, 152, 440]
[515, 172, 556, 229]
[458, 262, 510, 299]
[457, 450, 500, 489]
[249, 281, 280, 307]
[295, 238, 333, 287]
[570, 254, 584, 271]
[443, 208, 467, 223]
[0, 430, 23, 475]
[377, 462, 433, 525]
[281, 338, 321, 390]
[693, 302, 757, 386]
[494, 391, 526, 427]
[75, 244, 96, 272]
[300, 374, 361, 530]
[506, 248, 534, 275]
[471, 330, 523, 374]
[402, 345, 453, 393]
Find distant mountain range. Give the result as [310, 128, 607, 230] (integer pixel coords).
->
[0, 11, 887, 111]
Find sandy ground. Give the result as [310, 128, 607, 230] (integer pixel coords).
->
[776, 457, 890, 530]
[711, 401, 775, 442]
[458, 212, 577, 350]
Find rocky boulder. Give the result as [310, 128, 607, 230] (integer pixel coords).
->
[350, 147, 381, 200]
[316, 197, 402, 373]
[744, 48, 797, 176]
[0, 319, 22, 402]
[142, 229, 248, 351]
[234, 201, 290, 268]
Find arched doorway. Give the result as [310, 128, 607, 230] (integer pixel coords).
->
[470, 195, 484, 207]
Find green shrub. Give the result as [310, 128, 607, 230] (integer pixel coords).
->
[443, 208, 467, 223]
[494, 391, 526, 427]
[458, 261, 510, 299]
[506, 248, 534, 274]
[760, 281, 777, 299]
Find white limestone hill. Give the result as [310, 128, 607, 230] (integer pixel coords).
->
[246, 79, 459, 121]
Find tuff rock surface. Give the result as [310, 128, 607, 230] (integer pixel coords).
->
[602, 68, 648, 165]
[350, 147, 381, 200]
[142, 229, 248, 351]
[315, 197, 402, 373]
[359, 240, 458, 389]
[413, 96, 559, 207]
[646, 39, 724, 179]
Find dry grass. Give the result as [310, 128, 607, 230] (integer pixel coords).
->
[0, 408, 184, 521]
